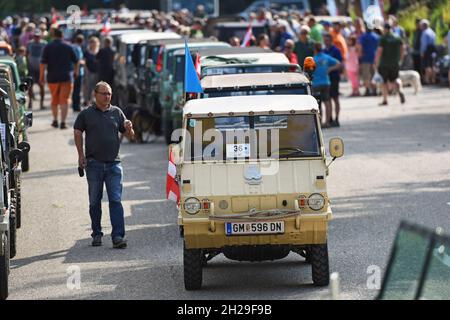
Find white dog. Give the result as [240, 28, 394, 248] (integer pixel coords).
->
[399, 70, 422, 94]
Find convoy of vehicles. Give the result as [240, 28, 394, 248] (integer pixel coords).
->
[0, 65, 31, 300]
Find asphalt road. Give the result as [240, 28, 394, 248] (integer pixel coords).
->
[8, 83, 450, 300]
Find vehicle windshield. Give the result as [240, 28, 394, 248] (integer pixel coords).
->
[202, 65, 300, 77]
[175, 55, 186, 82]
[184, 113, 320, 162]
[171, 0, 216, 15]
[126, 44, 134, 64]
[378, 223, 450, 300]
[203, 87, 309, 97]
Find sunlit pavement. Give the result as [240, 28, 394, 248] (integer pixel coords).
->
[8, 82, 450, 299]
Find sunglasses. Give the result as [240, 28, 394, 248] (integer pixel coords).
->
[95, 91, 112, 96]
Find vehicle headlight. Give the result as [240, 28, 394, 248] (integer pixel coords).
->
[184, 197, 201, 215]
[308, 193, 325, 211]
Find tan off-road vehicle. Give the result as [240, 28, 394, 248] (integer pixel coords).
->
[171, 94, 344, 290]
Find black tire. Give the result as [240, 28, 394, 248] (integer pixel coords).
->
[0, 234, 9, 300]
[184, 243, 203, 290]
[21, 152, 29, 172]
[310, 243, 329, 286]
[9, 207, 16, 259]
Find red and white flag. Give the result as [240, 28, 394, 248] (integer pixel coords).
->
[156, 46, 164, 72]
[241, 23, 253, 47]
[166, 149, 180, 204]
[102, 17, 111, 35]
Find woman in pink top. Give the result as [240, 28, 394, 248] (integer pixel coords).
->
[347, 35, 360, 96]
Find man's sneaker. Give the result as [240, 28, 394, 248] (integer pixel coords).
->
[399, 92, 406, 104]
[112, 237, 127, 249]
[60, 122, 67, 129]
[92, 235, 102, 247]
[51, 120, 58, 128]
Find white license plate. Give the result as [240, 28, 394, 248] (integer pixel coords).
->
[225, 221, 285, 236]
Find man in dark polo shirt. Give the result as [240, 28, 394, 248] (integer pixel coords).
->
[74, 81, 134, 248]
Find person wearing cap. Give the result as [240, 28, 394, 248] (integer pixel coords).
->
[420, 19, 436, 84]
[27, 28, 47, 110]
[294, 25, 314, 69]
[375, 23, 405, 106]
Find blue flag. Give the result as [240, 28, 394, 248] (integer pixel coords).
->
[184, 41, 203, 94]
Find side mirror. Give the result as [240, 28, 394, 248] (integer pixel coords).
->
[25, 76, 34, 86]
[24, 111, 33, 128]
[19, 83, 28, 91]
[18, 141, 31, 154]
[329, 137, 344, 159]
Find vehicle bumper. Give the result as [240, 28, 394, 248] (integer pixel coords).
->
[180, 210, 332, 249]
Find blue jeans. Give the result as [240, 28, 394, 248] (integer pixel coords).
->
[86, 159, 125, 240]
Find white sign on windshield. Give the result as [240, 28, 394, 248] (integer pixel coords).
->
[226, 143, 250, 159]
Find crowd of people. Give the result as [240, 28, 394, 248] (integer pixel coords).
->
[0, 6, 448, 130]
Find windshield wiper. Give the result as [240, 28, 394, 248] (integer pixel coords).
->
[270, 147, 318, 158]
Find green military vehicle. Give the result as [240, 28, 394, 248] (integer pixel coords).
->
[0, 99, 11, 299]
[159, 39, 230, 144]
[0, 78, 30, 300]
[114, 31, 180, 109]
[0, 57, 33, 172]
[159, 41, 236, 144]
[0, 66, 31, 239]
